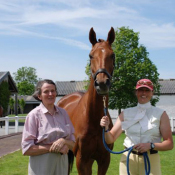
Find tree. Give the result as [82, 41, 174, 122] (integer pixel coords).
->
[109, 27, 160, 114]
[9, 98, 15, 114]
[17, 81, 35, 95]
[84, 60, 91, 90]
[13, 67, 39, 95]
[18, 98, 25, 114]
[0, 81, 10, 115]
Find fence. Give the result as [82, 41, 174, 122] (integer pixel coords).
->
[0, 116, 25, 135]
[0, 116, 175, 136]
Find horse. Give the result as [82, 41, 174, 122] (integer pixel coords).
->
[57, 27, 115, 175]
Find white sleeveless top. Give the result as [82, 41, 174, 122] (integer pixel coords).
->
[121, 102, 164, 148]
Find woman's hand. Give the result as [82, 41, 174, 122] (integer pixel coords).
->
[59, 145, 69, 154]
[100, 116, 110, 130]
[50, 138, 69, 154]
[134, 143, 151, 153]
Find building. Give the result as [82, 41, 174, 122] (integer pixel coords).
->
[17, 95, 40, 114]
[0, 72, 18, 115]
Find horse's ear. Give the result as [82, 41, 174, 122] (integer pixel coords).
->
[107, 27, 115, 45]
[89, 27, 97, 46]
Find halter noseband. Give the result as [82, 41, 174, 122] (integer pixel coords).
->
[91, 68, 112, 81]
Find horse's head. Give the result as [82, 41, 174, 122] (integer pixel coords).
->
[89, 27, 115, 95]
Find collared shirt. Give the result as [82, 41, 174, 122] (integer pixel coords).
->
[21, 103, 75, 154]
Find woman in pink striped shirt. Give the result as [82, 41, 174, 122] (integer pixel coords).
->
[21, 79, 75, 175]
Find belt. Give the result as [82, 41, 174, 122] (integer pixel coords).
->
[125, 147, 158, 155]
[131, 149, 158, 155]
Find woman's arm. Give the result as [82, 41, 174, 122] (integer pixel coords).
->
[100, 112, 123, 144]
[155, 111, 174, 151]
[23, 144, 51, 156]
[24, 138, 75, 156]
[49, 138, 75, 153]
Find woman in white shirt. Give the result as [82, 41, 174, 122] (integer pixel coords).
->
[100, 78, 173, 175]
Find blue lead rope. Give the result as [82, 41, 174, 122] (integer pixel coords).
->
[102, 107, 150, 175]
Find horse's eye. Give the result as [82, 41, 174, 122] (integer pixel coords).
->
[89, 54, 93, 59]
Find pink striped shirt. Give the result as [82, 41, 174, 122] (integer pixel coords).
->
[21, 103, 75, 154]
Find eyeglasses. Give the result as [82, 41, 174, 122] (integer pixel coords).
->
[137, 80, 153, 86]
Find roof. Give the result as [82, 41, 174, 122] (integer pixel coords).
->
[0, 72, 18, 93]
[55, 79, 175, 95]
[55, 81, 87, 95]
[12, 95, 40, 104]
[159, 79, 175, 94]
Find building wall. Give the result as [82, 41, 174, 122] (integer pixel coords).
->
[156, 95, 175, 119]
[23, 104, 40, 114]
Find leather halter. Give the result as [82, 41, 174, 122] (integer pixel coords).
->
[89, 42, 115, 82]
[90, 59, 115, 81]
[91, 68, 112, 80]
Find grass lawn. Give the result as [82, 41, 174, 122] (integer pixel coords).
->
[8, 114, 27, 123]
[0, 134, 174, 175]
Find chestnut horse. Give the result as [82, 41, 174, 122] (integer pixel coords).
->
[57, 27, 115, 175]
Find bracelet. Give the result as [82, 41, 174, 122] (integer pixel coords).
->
[105, 129, 110, 132]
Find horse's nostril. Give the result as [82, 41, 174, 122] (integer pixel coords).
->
[94, 79, 111, 87]
[94, 80, 99, 87]
[106, 79, 111, 87]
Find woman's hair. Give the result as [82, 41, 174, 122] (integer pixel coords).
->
[33, 79, 58, 101]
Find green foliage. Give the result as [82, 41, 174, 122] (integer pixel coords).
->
[13, 67, 39, 95]
[9, 98, 15, 114]
[13, 67, 38, 84]
[18, 98, 25, 114]
[84, 60, 91, 90]
[17, 81, 35, 95]
[0, 81, 10, 115]
[109, 27, 160, 112]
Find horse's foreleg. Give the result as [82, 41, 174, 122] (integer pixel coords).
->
[97, 153, 111, 175]
[76, 151, 94, 175]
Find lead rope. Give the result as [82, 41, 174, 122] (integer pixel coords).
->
[102, 96, 150, 175]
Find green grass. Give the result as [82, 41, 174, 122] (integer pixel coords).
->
[8, 114, 27, 123]
[0, 134, 174, 175]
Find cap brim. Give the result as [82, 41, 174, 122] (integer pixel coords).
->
[136, 85, 153, 91]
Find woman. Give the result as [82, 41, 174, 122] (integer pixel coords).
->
[21, 79, 75, 175]
[100, 79, 173, 175]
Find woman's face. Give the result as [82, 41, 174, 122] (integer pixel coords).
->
[38, 83, 57, 106]
[136, 87, 153, 104]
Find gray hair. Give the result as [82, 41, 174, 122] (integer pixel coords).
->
[33, 79, 58, 101]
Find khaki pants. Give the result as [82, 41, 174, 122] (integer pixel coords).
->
[28, 153, 68, 175]
[119, 151, 161, 175]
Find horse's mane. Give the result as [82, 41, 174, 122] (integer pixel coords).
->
[98, 39, 104, 42]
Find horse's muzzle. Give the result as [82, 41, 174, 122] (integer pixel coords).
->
[94, 79, 111, 95]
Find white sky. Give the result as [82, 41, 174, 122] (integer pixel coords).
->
[0, 0, 175, 81]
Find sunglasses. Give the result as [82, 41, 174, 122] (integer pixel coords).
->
[137, 80, 153, 86]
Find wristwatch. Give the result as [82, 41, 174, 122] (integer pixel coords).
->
[150, 143, 155, 150]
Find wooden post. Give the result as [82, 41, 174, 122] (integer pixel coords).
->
[15, 93, 18, 116]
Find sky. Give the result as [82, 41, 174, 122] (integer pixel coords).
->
[0, 0, 175, 82]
